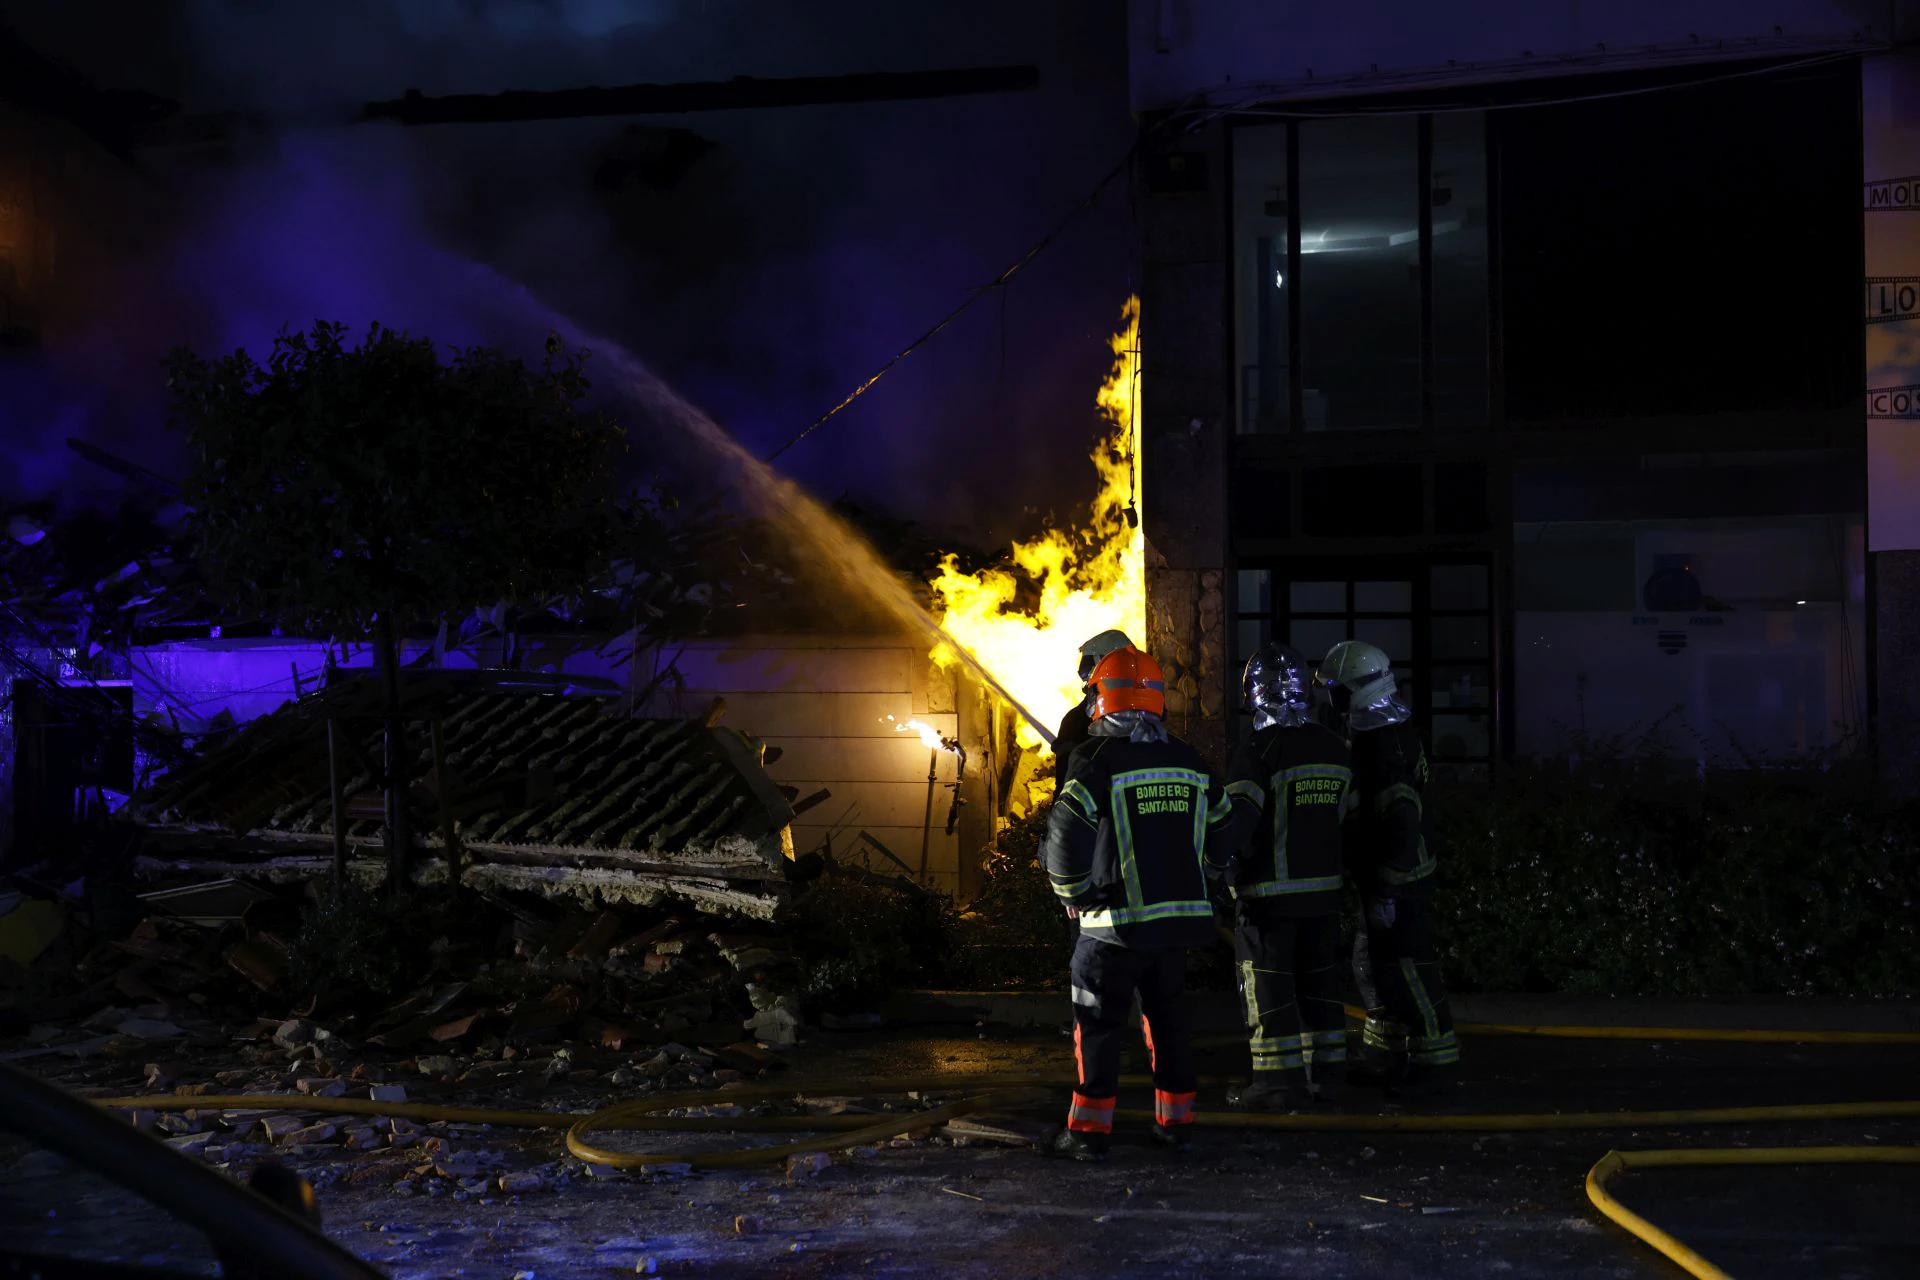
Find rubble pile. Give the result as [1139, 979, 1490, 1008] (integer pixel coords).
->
[124, 671, 799, 914]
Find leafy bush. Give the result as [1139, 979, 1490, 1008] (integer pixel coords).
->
[285, 883, 445, 1004]
[779, 873, 954, 1013]
[1432, 746, 1920, 997]
[939, 808, 1076, 989]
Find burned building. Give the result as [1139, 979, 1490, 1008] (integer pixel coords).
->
[1130, 1, 1913, 780]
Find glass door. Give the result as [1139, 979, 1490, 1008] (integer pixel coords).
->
[1233, 559, 1495, 777]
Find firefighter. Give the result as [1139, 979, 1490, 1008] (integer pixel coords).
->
[1216, 643, 1353, 1111]
[1315, 640, 1459, 1095]
[1052, 629, 1137, 792]
[1044, 645, 1231, 1161]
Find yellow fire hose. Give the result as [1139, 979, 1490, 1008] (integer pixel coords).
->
[84, 1015, 1920, 1272]
[89, 1084, 1920, 1161]
[1334, 1004, 1920, 1046]
[1584, 1145, 1920, 1280]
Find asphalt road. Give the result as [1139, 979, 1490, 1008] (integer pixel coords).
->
[5, 1024, 1918, 1278]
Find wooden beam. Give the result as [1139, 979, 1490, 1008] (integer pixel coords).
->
[359, 65, 1039, 127]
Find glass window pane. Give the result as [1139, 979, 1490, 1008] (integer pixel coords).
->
[1430, 665, 1492, 708]
[1432, 712, 1492, 760]
[1232, 123, 1291, 434]
[1237, 569, 1272, 614]
[1231, 460, 1291, 538]
[1287, 618, 1349, 665]
[1352, 617, 1412, 662]
[1431, 563, 1489, 610]
[1234, 618, 1270, 662]
[1432, 112, 1490, 427]
[1354, 580, 1412, 613]
[1299, 115, 1420, 430]
[1432, 615, 1489, 659]
[1289, 581, 1346, 613]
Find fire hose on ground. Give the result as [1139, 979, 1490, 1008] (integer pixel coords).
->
[85, 1018, 1920, 1278]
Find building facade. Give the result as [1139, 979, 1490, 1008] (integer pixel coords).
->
[1132, 0, 1920, 781]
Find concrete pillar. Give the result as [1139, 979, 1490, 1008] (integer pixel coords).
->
[1863, 51, 1920, 789]
[1138, 119, 1231, 769]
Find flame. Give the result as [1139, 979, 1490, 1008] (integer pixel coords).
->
[927, 296, 1145, 753]
[888, 716, 950, 751]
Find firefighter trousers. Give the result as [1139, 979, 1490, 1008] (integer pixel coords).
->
[1066, 937, 1197, 1134]
[1232, 911, 1347, 1085]
[1355, 893, 1459, 1070]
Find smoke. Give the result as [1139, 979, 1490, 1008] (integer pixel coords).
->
[0, 1, 1131, 542]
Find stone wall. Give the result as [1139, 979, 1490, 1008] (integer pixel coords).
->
[1138, 118, 1231, 769]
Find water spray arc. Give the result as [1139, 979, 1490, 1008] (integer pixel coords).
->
[479, 268, 1060, 745]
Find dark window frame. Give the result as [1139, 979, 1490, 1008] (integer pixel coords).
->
[1230, 112, 1492, 437]
[1229, 557, 1497, 767]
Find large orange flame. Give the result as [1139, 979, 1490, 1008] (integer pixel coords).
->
[928, 297, 1145, 753]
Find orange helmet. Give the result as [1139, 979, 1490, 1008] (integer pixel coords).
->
[1089, 646, 1167, 720]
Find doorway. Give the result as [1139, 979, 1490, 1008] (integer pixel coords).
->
[1232, 558, 1495, 777]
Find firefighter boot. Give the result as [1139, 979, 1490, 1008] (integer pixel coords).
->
[1047, 1127, 1109, 1163]
[1226, 1076, 1314, 1112]
[1392, 1063, 1455, 1100]
[1151, 1123, 1194, 1154]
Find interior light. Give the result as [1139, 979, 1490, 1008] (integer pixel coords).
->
[1795, 600, 1807, 606]
[1273, 270, 1285, 289]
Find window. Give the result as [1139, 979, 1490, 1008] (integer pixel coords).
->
[1230, 560, 1495, 771]
[1298, 116, 1421, 431]
[1233, 125, 1291, 434]
[1430, 112, 1490, 427]
[1233, 112, 1490, 434]
[1299, 465, 1421, 538]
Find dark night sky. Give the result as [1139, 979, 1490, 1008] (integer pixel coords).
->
[0, 1, 1135, 546]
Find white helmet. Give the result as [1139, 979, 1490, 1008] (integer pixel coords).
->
[1314, 640, 1410, 732]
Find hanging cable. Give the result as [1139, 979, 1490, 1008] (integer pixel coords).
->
[762, 139, 1143, 464]
[1213, 51, 1857, 120]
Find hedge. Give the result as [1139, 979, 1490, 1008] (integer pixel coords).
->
[1432, 753, 1920, 997]
[940, 750, 1920, 999]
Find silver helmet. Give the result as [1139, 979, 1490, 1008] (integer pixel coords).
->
[1242, 643, 1316, 731]
[1315, 640, 1410, 732]
[1076, 629, 1136, 683]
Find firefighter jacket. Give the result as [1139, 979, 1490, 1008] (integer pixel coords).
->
[1052, 699, 1094, 792]
[1217, 722, 1354, 917]
[1345, 722, 1437, 898]
[1045, 733, 1231, 949]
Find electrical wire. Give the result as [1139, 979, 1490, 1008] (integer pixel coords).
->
[760, 140, 1142, 465]
[1213, 51, 1858, 120]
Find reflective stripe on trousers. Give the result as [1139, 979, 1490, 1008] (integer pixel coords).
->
[1154, 1089, 1196, 1127]
[1067, 1092, 1116, 1134]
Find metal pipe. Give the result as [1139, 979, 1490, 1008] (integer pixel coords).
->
[918, 748, 939, 879]
[326, 718, 346, 897]
[430, 715, 460, 899]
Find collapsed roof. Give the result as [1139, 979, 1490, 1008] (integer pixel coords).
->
[123, 670, 798, 919]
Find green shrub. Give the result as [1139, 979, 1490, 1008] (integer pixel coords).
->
[939, 808, 1077, 989]
[779, 874, 954, 1012]
[285, 883, 444, 1004]
[1432, 747, 1920, 997]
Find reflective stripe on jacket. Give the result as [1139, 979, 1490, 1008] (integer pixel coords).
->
[1346, 721, 1437, 897]
[1045, 733, 1231, 949]
[1219, 722, 1353, 916]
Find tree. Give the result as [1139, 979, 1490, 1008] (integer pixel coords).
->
[167, 321, 629, 889]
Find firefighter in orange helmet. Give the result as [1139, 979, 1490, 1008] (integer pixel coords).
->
[1043, 646, 1234, 1161]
